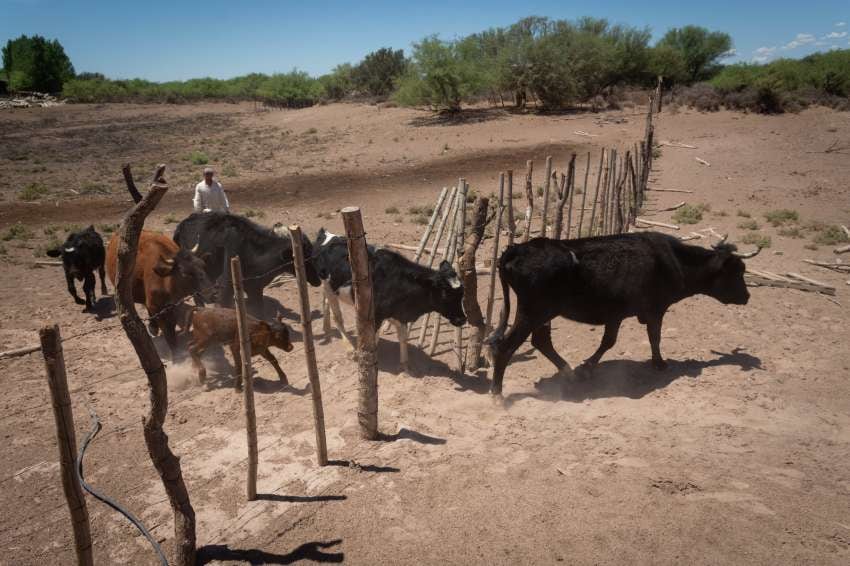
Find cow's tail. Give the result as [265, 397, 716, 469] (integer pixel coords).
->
[485, 253, 513, 346]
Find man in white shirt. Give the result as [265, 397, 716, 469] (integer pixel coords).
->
[193, 167, 230, 213]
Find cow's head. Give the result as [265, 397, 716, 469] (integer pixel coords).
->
[705, 238, 760, 305]
[154, 247, 217, 303]
[265, 316, 294, 352]
[47, 225, 99, 280]
[430, 260, 467, 327]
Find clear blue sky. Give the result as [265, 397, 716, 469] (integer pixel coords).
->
[2, 0, 848, 81]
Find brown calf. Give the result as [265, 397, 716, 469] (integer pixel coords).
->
[186, 306, 294, 388]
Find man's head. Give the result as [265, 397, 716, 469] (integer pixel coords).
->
[203, 167, 214, 185]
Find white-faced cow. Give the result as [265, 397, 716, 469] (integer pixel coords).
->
[312, 228, 466, 371]
[486, 232, 760, 395]
[173, 212, 321, 318]
[47, 225, 108, 312]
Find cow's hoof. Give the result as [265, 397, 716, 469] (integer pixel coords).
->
[74, 298, 86, 306]
[652, 358, 668, 371]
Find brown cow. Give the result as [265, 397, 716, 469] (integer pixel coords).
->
[106, 230, 215, 357]
[185, 306, 294, 388]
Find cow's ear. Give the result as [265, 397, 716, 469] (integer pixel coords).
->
[46, 248, 62, 258]
[86, 225, 96, 232]
[153, 258, 174, 276]
[438, 260, 453, 274]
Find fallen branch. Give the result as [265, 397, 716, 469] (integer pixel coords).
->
[0, 344, 41, 360]
[573, 130, 599, 137]
[842, 225, 850, 238]
[384, 243, 433, 255]
[659, 141, 696, 149]
[803, 259, 850, 273]
[635, 218, 679, 230]
[660, 201, 686, 212]
[835, 245, 850, 255]
[646, 187, 694, 194]
[34, 260, 63, 267]
[695, 157, 711, 167]
[745, 270, 836, 295]
[679, 235, 701, 241]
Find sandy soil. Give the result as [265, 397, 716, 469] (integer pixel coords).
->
[0, 101, 849, 565]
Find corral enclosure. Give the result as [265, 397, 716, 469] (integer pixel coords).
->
[1, 100, 850, 565]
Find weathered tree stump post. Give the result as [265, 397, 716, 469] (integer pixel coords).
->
[576, 152, 591, 237]
[341, 207, 378, 440]
[231, 256, 258, 501]
[590, 149, 606, 236]
[288, 225, 329, 466]
[461, 197, 490, 371]
[40, 324, 94, 566]
[484, 173, 505, 331]
[553, 154, 577, 239]
[114, 174, 196, 566]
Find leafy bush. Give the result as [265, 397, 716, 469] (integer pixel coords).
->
[741, 232, 771, 248]
[672, 203, 709, 225]
[764, 209, 799, 227]
[18, 183, 49, 201]
[3, 34, 75, 92]
[2, 223, 34, 241]
[385, 206, 400, 214]
[189, 150, 209, 165]
[351, 48, 407, 96]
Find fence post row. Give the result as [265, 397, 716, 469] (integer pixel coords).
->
[341, 206, 379, 440]
[288, 225, 329, 466]
[40, 324, 94, 566]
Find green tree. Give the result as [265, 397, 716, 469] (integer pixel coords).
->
[319, 63, 354, 100]
[351, 48, 406, 96]
[2, 35, 75, 92]
[656, 26, 732, 83]
[648, 45, 689, 85]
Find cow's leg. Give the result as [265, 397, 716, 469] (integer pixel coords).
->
[260, 349, 289, 385]
[390, 319, 409, 374]
[82, 272, 96, 311]
[188, 339, 207, 383]
[65, 271, 85, 306]
[230, 341, 243, 390]
[489, 312, 537, 396]
[321, 291, 332, 334]
[324, 282, 354, 349]
[530, 323, 569, 371]
[98, 264, 108, 295]
[646, 313, 667, 370]
[161, 311, 181, 361]
[577, 319, 623, 378]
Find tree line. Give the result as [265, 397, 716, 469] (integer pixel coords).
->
[3, 19, 848, 113]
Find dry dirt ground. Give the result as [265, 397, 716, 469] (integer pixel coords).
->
[1, 101, 849, 565]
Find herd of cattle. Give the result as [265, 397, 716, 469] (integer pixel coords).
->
[46, 209, 760, 394]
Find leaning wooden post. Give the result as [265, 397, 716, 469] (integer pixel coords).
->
[565, 155, 577, 239]
[461, 196, 490, 371]
[453, 180, 469, 372]
[413, 187, 449, 263]
[114, 175, 196, 566]
[40, 324, 94, 566]
[484, 174, 505, 331]
[540, 156, 553, 238]
[416, 187, 458, 347]
[341, 207, 378, 440]
[428, 190, 462, 357]
[288, 225, 328, 466]
[522, 160, 534, 242]
[231, 257, 258, 500]
[505, 170, 515, 244]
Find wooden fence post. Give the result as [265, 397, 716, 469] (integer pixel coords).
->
[506, 170, 515, 245]
[565, 155, 577, 239]
[522, 160, 534, 242]
[413, 187, 449, 262]
[40, 324, 94, 566]
[576, 152, 591, 238]
[484, 173, 505, 331]
[453, 180, 468, 371]
[341, 207, 378, 440]
[231, 257, 258, 500]
[114, 174, 196, 566]
[428, 188, 463, 357]
[552, 154, 576, 239]
[288, 225, 328, 466]
[589, 149, 605, 236]
[540, 156, 552, 238]
[461, 197, 490, 371]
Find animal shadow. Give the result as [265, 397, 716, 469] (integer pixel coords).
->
[327, 459, 400, 473]
[505, 349, 763, 406]
[379, 427, 447, 445]
[197, 540, 343, 565]
[90, 296, 116, 321]
[375, 337, 490, 394]
[256, 493, 347, 503]
[262, 295, 301, 322]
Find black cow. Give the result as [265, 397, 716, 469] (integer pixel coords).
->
[47, 225, 108, 311]
[486, 232, 760, 395]
[313, 228, 466, 371]
[173, 212, 321, 317]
